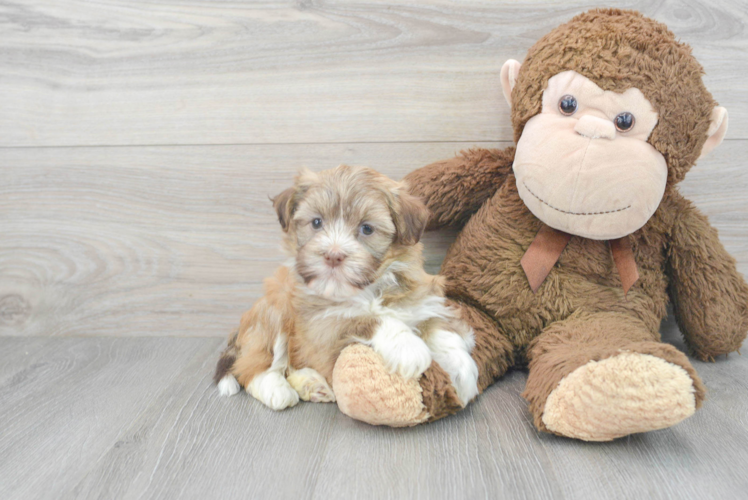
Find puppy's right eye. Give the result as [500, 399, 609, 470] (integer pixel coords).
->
[311, 218, 323, 229]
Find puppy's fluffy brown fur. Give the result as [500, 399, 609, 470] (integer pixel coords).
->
[214, 165, 479, 410]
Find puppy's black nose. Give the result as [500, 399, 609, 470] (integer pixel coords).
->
[324, 251, 346, 268]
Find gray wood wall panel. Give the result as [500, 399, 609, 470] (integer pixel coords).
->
[0, 141, 479, 337]
[1, 142, 745, 337]
[0, 337, 222, 500]
[1, 0, 747, 146]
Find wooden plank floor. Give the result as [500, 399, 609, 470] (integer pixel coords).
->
[2, 1, 748, 499]
[1, 323, 747, 500]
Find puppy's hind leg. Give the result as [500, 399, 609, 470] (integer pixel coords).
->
[248, 371, 300, 410]
[288, 368, 336, 403]
[245, 335, 299, 411]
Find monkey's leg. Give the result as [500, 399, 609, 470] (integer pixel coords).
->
[523, 311, 706, 441]
[332, 300, 515, 426]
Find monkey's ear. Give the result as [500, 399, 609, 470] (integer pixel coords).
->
[393, 191, 430, 246]
[699, 106, 728, 159]
[501, 59, 522, 107]
[271, 187, 296, 232]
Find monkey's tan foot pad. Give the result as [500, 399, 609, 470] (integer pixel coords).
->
[288, 368, 336, 403]
[332, 344, 429, 427]
[542, 352, 697, 441]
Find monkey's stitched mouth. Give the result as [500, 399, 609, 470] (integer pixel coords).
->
[523, 181, 631, 216]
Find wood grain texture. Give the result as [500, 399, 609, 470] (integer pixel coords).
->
[2, 1, 748, 498]
[0, 336, 222, 500]
[2, 141, 745, 338]
[0, 141, 477, 337]
[0, 332, 746, 500]
[1, 0, 747, 146]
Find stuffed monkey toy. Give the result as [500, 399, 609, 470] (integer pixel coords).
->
[330, 8, 748, 441]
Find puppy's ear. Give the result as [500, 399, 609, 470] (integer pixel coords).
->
[393, 190, 430, 246]
[271, 187, 296, 232]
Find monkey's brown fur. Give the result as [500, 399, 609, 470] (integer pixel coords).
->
[332, 9, 748, 438]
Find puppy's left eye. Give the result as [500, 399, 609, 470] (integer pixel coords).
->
[312, 218, 323, 229]
[360, 224, 374, 236]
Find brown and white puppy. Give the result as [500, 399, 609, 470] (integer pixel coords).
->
[214, 165, 479, 410]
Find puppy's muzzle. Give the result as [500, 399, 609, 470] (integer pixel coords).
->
[324, 251, 347, 268]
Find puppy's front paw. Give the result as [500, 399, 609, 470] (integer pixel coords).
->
[287, 368, 336, 403]
[369, 318, 432, 379]
[248, 370, 300, 411]
[425, 329, 479, 406]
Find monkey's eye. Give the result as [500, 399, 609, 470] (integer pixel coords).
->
[312, 218, 323, 229]
[558, 95, 578, 116]
[614, 112, 635, 132]
[360, 223, 374, 236]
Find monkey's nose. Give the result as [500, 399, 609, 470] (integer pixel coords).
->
[324, 251, 347, 268]
[574, 115, 616, 140]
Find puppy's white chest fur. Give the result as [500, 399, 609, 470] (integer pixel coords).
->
[313, 267, 451, 331]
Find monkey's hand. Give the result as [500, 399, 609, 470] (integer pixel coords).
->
[403, 147, 515, 230]
[666, 194, 748, 361]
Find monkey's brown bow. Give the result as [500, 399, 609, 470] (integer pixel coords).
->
[520, 224, 639, 295]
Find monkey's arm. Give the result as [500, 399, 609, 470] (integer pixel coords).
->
[666, 195, 748, 361]
[403, 147, 515, 230]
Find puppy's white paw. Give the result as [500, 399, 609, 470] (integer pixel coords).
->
[248, 370, 300, 411]
[426, 329, 479, 406]
[369, 318, 432, 379]
[287, 368, 336, 403]
[217, 374, 241, 397]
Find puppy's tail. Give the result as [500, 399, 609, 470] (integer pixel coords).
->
[213, 328, 240, 385]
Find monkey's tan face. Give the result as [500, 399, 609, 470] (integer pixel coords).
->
[513, 71, 668, 240]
